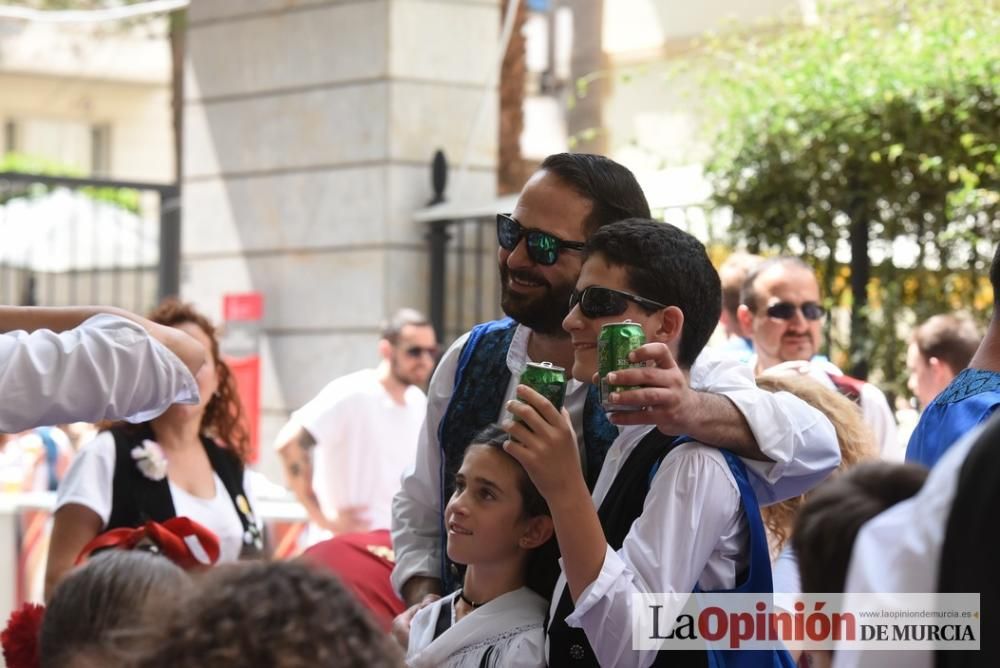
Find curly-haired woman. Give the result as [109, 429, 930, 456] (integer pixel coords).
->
[44, 299, 264, 598]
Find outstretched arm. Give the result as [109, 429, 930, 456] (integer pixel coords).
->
[604, 344, 840, 503]
[0, 305, 204, 376]
[602, 343, 764, 458]
[0, 307, 206, 432]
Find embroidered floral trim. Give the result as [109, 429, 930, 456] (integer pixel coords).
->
[131, 439, 168, 481]
[236, 494, 263, 550]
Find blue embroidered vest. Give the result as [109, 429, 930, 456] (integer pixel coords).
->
[436, 318, 618, 588]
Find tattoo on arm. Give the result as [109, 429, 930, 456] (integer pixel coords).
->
[289, 461, 302, 477]
[296, 429, 317, 451]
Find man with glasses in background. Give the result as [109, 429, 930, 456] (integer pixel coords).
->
[275, 308, 438, 545]
[737, 256, 899, 459]
[391, 154, 840, 643]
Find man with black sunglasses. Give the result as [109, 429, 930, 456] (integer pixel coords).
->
[390, 153, 839, 645]
[274, 308, 438, 545]
[737, 256, 899, 459]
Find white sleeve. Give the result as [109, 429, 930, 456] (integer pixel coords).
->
[504, 628, 548, 668]
[859, 383, 901, 461]
[0, 314, 200, 433]
[564, 445, 742, 668]
[391, 333, 468, 596]
[54, 430, 117, 526]
[293, 378, 349, 445]
[691, 352, 841, 505]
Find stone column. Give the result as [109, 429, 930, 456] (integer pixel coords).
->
[182, 0, 499, 478]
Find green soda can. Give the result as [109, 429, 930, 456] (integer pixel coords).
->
[515, 361, 567, 418]
[598, 321, 646, 413]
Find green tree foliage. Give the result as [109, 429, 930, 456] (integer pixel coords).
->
[0, 153, 140, 213]
[701, 0, 999, 391]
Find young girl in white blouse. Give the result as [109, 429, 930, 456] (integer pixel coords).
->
[406, 425, 554, 668]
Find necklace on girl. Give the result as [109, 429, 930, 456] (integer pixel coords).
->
[458, 589, 484, 609]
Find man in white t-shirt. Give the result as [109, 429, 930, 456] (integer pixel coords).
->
[275, 309, 438, 543]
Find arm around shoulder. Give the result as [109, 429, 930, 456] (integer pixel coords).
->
[391, 334, 466, 602]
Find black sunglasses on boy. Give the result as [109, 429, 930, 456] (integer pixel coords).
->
[568, 285, 667, 319]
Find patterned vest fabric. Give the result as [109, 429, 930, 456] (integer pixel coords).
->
[547, 430, 795, 668]
[435, 318, 618, 588]
[108, 424, 264, 558]
[906, 368, 1000, 468]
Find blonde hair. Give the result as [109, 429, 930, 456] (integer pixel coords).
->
[755, 373, 877, 554]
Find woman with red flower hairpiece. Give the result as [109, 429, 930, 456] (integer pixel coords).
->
[44, 300, 265, 600]
[1, 603, 44, 668]
[1, 518, 215, 668]
[41, 551, 190, 668]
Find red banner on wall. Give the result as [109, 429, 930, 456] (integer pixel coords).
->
[221, 292, 263, 463]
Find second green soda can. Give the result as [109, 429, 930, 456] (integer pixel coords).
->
[598, 321, 646, 412]
[517, 361, 567, 414]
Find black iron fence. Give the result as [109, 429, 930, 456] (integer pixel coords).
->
[426, 214, 504, 345]
[0, 172, 179, 313]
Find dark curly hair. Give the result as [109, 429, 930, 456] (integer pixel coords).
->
[147, 298, 250, 463]
[585, 219, 722, 368]
[128, 561, 404, 668]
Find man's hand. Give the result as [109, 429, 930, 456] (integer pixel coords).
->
[598, 342, 701, 435]
[600, 343, 766, 457]
[503, 385, 582, 501]
[391, 593, 440, 648]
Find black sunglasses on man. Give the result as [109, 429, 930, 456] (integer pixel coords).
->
[496, 214, 586, 266]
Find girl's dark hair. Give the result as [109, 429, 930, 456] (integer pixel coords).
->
[41, 551, 190, 668]
[469, 424, 549, 519]
[129, 561, 403, 668]
[466, 424, 559, 599]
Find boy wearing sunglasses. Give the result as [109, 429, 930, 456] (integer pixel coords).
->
[737, 257, 899, 460]
[508, 219, 802, 667]
[391, 154, 840, 640]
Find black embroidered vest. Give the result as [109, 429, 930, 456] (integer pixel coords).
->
[107, 424, 264, 558]
[547, 429, 708, 668]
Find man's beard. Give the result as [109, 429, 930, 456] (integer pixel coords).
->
[389, 358, 423, 388]
[499, 265, 572, 336]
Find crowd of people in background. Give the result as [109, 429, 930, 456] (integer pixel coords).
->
[0, 152, 996, 667]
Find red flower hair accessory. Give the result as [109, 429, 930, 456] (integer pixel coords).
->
[1, 602, 44, 668]
[76, 517, 221, 571]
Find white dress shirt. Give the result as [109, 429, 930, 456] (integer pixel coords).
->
[831, 422, 983, 668]
[553, 428, 746, 668]
[391, 323, 840, 597]
[0, 314, 199, 433]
